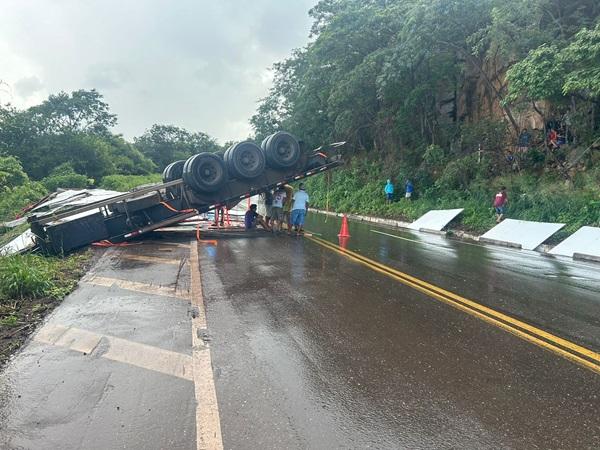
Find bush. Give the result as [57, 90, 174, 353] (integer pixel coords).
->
[99, 173, 163, 191]
[0, 155, 29, 189]
[42, 173, 90, 192]
[40, 163, 92, 192]
[0, 182, 47, 221]
[0, 252, 88, 303]
[0, 255, 53, 300]
[305, 154, 600, 235]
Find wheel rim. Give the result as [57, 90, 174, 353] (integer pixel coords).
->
[228, 141, 265, 179]
[198, 161, 220, 184]
[264, 132, 300, 168]
[240, 149, 259, 170]
[276, 142, 293, 161]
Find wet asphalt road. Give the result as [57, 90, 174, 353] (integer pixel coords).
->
[200, 214, 600, 449]
[0, 214, 598, 449]
[305, 214, 600, 350]
[0, 241, 197, 449]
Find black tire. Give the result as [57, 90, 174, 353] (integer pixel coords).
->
[224, 141, 266, 179]
[162, 160, 185, 182]
[260, 136, 270, 152]
[183, 152, 227, 193]
[162, 162, 175, 183]
[263, 132, 300, 169]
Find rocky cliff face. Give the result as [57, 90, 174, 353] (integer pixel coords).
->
[448, 58, 546, 132]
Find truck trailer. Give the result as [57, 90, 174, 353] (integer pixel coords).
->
[27, 132, 344, 254]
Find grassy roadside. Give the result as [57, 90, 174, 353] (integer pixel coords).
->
[305, 157, 600, 240]
[0, 183, 96, 367]
[0, 250, 94, 367]
[0, 173, 167, 367]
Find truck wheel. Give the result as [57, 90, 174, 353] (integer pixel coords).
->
[263, 132, 300, 169]
[162, 160, 185, 182]
[162, 162, 175, 182]
[183, 153, 227, 193]
[225, 141, 265, 179]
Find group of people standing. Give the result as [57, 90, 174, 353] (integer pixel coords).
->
[384, 179, 414, 203]
[383, 178, 509, 223]
[245, 183, 310, 236]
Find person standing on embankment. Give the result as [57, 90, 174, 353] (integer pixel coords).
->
[384, 179, 394, 204]
[493, 186, 508, 223]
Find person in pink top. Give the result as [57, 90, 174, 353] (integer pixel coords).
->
[493, 186, 508, 223]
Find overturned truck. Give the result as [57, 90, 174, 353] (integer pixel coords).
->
[28, 132, 344, 254]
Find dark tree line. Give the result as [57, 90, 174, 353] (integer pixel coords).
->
[0, 90, 222, 182]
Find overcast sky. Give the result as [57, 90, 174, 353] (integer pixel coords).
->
[0, 0, 316, 142]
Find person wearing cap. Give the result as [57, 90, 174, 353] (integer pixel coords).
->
[290, 183, 309, 236]
[245, 204, 269, 230]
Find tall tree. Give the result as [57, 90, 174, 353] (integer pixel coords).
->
[134, 124, 220, 169]
[0, 90, 153, 179]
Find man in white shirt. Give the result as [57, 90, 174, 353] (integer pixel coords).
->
[290, 183, 309, 236]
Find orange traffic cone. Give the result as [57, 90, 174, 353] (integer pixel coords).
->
[338, 214, 351, 237]
[338, 235, 350, 249]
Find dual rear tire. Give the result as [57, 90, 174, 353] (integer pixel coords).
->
[261, 131, 301, 169]
[224, 141, 266, 180]
[175, 131, 301, 194]
[162, 160, 185, 182]
[183, 153, 227, 193]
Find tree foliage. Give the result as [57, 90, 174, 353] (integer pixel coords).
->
[560, 22, 600, 97]
[0, 155, 29, 189]
[0, 90, 155, 180]
[134, 124, 221, 169]
[253, 0, 600, 160]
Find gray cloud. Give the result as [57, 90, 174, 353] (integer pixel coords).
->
[14, 76, 44, 98]
[0, 0, 316, 142]
[85, 64, 132, 90]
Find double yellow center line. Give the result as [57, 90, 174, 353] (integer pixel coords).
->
[307, 235, 600, 375]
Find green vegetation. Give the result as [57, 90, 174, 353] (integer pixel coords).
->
[0, 89, 225, 229]
[253, 0, 600, 233]
[134, 124, 221, 169]
[99, 173, 163, 191]
[0, 155, 48, 224]
[0, 253, 88, 301]
[305, 157, 600, 235]
[0, 251, 91, 365]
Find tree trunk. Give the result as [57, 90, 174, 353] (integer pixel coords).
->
[531, 101, 548, 151]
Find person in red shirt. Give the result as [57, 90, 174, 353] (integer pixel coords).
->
[493, 187, 508, 223]
[548, 128, 559, 149]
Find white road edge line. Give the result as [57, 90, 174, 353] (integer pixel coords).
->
[190, 240, 224, 450]
[371, 228, 525, 255]
[370, 228, 600, 271]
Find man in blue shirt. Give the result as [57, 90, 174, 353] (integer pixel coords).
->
[245, 204, 269, 230]
[291, 183, 310, 236]
[384, 179, 394, 204]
